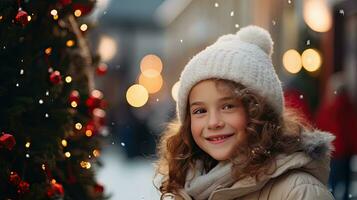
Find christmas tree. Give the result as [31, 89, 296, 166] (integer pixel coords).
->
[0, 0, 107, 199]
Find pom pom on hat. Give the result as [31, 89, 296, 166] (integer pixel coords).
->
[176, 25, 283, 123]
[236, 25, 274, 57]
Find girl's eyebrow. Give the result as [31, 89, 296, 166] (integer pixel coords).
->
[190, 96, 235, 107]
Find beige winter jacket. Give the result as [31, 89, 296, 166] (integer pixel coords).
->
[162, 130, 335, 200]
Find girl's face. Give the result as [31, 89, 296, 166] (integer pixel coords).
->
[189, 80, 248, 161]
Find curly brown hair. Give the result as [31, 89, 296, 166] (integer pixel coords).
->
[155, 79, 311, 198]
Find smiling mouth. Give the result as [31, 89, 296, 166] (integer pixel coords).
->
[206, 134, 234, 144]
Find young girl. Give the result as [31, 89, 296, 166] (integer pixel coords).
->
[155, 25, 335, 200]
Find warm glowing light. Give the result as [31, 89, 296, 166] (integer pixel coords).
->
[301, 48, 322, 72]
[80, 161, 91, 169]
[51, 179, 56, 184]
[97, 36, 117, 62]
[126, 84, 149, 107]
[61, 139, 67, 147]
[74, 9, 82, 17]
[138, 74, 163, 94]
[42, 164, 46, 170]
[50, 9, 58, 16]
[65, 152, 71, 158]
[66, 40, 75, 47]
[91, 90, 103, 99]
[25, 142, 31, 148]
[80, 24, 88, 31]
[71, 101, 78, 108]
[75, 123, 82, 130]
[303, 0, 332, 32]
[65, 76, 72, 83]
[93, 149, 100, 157]
[27, 16, 31, 21]
[85, 130, 93, 137]
[171, 81, 180, 102]
[140, 54, 163, 77]
[0, 16, 3, 21]
[45, 47, 52, 55]
[53, 15, 58, 20]
[283, 49, 302, 74]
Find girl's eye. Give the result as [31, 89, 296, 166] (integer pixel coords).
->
[192, 108, 206, 114]
[222, 104, 235, 110]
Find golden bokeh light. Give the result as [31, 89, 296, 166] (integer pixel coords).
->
[138, 74, 163, 94]
[75, 123, 82, 130]
[303, 0, 332, 32]
[65, 152, 71, 158]
[85, 130, 93, 137]
[70, 101, 78, 108]
[93, 149, 100, 157]
[50, 9, 58, 16]
[140, 54, 163, 77]
[171, 81, 180, 102]
[97, 36, 117, 62]
[61, 139, 67, 147]
[66, 40, 75, 47]
[45, 47, 52, 55]
[65, 76, 72, 83]
[25, 142, 31, 148]
[126, 84, 149, 107]
[80, 161, 91, 169]
[74, 9, 82, 17]
[302, 48, 322, 72]
[282, 49, 302, 74]
[80, 24, 88, 31]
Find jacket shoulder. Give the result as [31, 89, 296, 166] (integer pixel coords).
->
[267, 170, 334, 200]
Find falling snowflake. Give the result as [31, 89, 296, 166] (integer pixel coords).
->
[16, 83, 19, 87]
[26, 154, 30, 158]
[45, 113, 49, 118]
[156, 98, 159, 102]
[334, 90, 337, 95]
[45, 91, 49, 96]
[299, 95, 304, 99]
[272, 20, 276, 26]
[339, 9, 344, 16]
[235, 24, 239, 28]
[214, 2, 219, 7]
[288, 0, 292, 4]
[39, 99, 44, 104]
[180, 39, 183, 43]
[20, 69, 24, 75]
[120, 142, 125, 147]
[306, 40, 310, 45]
[230, 11, 234, 16]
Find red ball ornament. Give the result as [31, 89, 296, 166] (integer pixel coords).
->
[69, 90, 80, 104]
[96, 63, 108, 76]
[9, 172, 21, 185]
[47, 182, 64, 198]
[0, 132, 16, 150]
[94, 183, 104, 194]
[15, 8, 29, 27]
[50, 71, 62, 84]
[86, 90, 103, 109]
[59, 0, 72, 6]
[17, 181, 30, 194]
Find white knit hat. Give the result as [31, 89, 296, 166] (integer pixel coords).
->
[177, 25, 284, 123]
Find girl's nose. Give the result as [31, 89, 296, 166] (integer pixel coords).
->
[207, 112, 224, 130]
